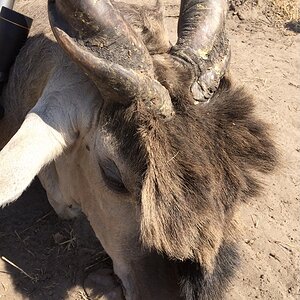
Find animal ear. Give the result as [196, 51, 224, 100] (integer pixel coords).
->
[0, 94, 75, 207]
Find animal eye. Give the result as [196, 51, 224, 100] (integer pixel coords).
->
[99, 160, 128, 194]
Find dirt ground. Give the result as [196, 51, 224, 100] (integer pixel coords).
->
[0, 1, 299, 299]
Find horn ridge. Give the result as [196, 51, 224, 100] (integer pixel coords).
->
[48, 0, 174, 119]
[48, 0, 174, 117]
[172, 0, 230, 103]
[176, 0, 227, 53]
[48, 0, 153, 73]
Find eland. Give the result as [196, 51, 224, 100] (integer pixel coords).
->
[0, 0, 277, 299]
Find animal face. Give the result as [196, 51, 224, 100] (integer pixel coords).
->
[0, 0, 277, 299]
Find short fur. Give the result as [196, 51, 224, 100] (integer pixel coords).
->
[116, 0, 170, 54]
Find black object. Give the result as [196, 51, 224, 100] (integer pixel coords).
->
[0, 5, 32, 119]
[0, 101, 4, 119]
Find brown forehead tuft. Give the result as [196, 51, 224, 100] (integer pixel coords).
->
[102, 77, 277, 268]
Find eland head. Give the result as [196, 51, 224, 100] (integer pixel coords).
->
[0, 0, 277, 299]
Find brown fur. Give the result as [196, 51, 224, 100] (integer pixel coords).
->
[1, 1, 277, 299]
[0, 35, 60, 149]
[116, 0, 170, 54]
[103, 74, 277, 298]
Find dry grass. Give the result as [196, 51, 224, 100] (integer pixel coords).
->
[229, 0, 299, 26]
[268, 0, 299, 21]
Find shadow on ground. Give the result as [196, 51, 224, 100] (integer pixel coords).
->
[285, 20, 300, 33]
[0, 178, 111, 299]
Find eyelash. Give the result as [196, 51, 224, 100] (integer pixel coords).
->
[99, 163, 128, 194]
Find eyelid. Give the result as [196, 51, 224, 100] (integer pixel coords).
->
[102, 160, 122, 181]
[99, 159, 128, 194]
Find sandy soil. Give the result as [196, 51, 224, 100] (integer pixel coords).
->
[0, 1, 299, 299]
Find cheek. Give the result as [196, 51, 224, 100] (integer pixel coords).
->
[81, 136, 143, 258]
[52, 136, 102, 213]
[81, 179, 142, 263]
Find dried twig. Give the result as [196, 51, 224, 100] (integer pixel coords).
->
[59, 238, 76, 246]
[20, 211, 52, 234]
[269, 252, 281, 262]
[84, 256, 110, 272]
[79, 290, 90, 300]
[251, 214, 259, 228]
[0, 270, 10, 275]
[274, 240, 300, 253]
[1, 256, 36, 282]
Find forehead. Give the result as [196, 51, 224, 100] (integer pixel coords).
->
[91, 109, 145, 188]
[99, 104, 147, 170]
[95, 126, 119, 154]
